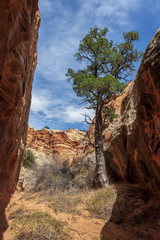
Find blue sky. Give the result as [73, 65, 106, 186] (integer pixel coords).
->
[29, 0, 160, 131]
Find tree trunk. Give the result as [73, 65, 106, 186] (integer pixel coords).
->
[94, 101, 108, 187]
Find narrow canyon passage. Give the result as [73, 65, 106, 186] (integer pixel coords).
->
[0, 1, 160, 240]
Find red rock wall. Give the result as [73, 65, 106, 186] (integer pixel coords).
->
[27, 127, 86, 164]
[105, 28, 160, 193]
[0, 0, 40, 201]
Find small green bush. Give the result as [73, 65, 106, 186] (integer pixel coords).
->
[23, 149, 35, 168]
[103, 104, 118, 122]
[42, 125, 50, 130]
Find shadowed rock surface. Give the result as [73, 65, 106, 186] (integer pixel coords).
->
[100, 29, 160, 239]
[0, 0, 40, 238]
[104, 28, 160, 192]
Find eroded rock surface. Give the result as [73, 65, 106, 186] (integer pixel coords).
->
[0, 1, 40, 236]
[17, 127, 86, 192]
[27, 127, 86, 164]
[104, 28, 160, 192]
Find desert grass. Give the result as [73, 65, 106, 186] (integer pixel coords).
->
[9, 208, 71, 240]
[86, 185, 117, 219]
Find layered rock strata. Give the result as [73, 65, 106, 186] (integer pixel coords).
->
[27, 127, 86, 164]
[0, 1, 40, 236]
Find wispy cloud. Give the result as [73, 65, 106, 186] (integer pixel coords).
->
[31, 88, 94, 124]
[37, 0, 142, 83]
[44, 105, 94, 124]
[30, 0, 157, 130]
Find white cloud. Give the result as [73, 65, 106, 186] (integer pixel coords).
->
[31, 88, 66, 113]
[80, 0, 141, 26]
[64, 106, 85, 123]
[37, 0, 143, 84]
[31, 92, 63, 113]
[30, 88, 94, 124]
[46, 105, 94, 123]
[31, 95, 49, 113]
[30, 0, 148, 129]
[37, 39, 79, 82]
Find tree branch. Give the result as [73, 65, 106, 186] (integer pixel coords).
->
[83, 129, 98, 148]
[78, 54, 95, 65]
[82, 113, 94, 125]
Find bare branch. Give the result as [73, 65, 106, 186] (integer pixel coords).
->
[83, 129, 98, 148]
[81, 113, 94, 125]
[78, 54, 95, 65]
[85, 105, 96, 110]
[85, 113, 94, 124]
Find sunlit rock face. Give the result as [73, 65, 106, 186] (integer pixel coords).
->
[105, 28, 160, 192]
[27, 127, 86, 164]
[0, 0, 40, 199]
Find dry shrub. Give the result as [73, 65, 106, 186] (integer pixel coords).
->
[34, 159, 93, 195]
[48, 194, 81, 214]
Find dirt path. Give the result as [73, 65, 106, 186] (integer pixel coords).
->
[4, 190, 108, 240]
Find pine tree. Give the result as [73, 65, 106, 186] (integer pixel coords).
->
[66, 26, 143, 187]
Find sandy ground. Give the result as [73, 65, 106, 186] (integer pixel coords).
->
[4, 190, 109, 240]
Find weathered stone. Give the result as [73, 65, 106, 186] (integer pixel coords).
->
[104, 28, 160, 193]
[27, 127, 86, 164]
[0, 1, 40, 237]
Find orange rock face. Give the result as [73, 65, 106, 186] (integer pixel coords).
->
[27, 127, 86, 164]
[104, 28, 160, 192]
[0, 1, 40, 236]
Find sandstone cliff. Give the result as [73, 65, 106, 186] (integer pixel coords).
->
[0, 0, 40, 237]
[27, 127, 86, 164]
[16, 127, 86, 192]
[104, 28, 160, 193]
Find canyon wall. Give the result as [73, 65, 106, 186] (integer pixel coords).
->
[27, 127, 86, 164]
[0, 0, 40, 217]
[104, 28, 160, 192]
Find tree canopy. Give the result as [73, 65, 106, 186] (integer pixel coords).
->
[66, 26, 143, 110]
